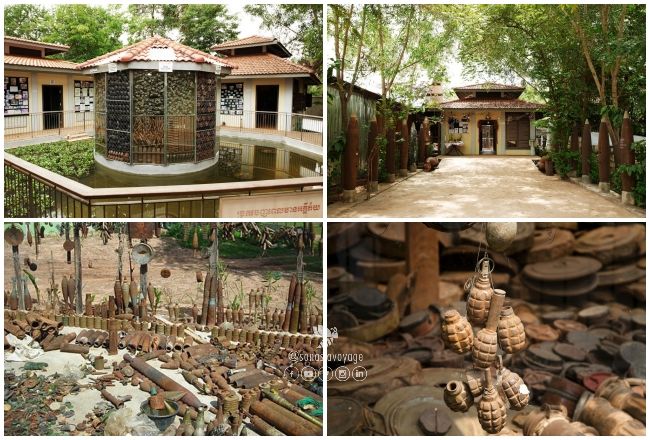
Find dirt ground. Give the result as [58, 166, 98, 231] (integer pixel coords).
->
[4, 230, 323, 313]
[329, 157, 644, 218]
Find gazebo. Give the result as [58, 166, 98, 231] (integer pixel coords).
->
[78, 36, 232, 174]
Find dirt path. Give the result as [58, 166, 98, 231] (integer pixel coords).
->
[4, 231, 322, 312]
[329, 157, 643, 218]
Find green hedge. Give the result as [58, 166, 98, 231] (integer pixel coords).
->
[10, 140, 95, 179]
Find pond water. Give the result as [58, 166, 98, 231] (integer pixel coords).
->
[76, 138, 322, 188]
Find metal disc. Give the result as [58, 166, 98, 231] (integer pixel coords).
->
[327, 396, 367, 435]
[574, 225, 642, 265]
[553, 343, 587, 362]
[522, 256, 602, 282]
[367, 222, 406, 259]
[131, 242, 154, 264]
[328, 223, 364, 256]
[597, 264, 645, 286]
[4, 225, 24, 246]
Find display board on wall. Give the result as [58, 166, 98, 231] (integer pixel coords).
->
[220, 83, 243, 115]
[74, 80, 94, 112]
[4, 76, 29, 115]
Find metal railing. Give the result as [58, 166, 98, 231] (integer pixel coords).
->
[4, 153, 322, 219]
[5, 110, 323, 148]
[4, 110, 94, 141]
[218, 110, 323, 146]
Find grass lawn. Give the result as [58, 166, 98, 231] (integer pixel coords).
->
[9, 139, 94, 179]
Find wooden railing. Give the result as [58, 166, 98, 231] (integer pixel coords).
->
[4, 153, 322, 218]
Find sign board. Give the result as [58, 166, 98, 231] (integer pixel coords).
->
[159, 61, 174, 73]
[219, 191, 322, 218]
[107, 63, 118, 73]
[129, 223, 155, 240]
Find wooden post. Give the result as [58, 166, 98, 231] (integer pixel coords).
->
[399, 119, 409, 177]
[342, 114, 359, 202]
[386, 118, 396, 182]
[367, 118, 379, 193]
[597, 116, 610, 193]
[580, 119, 591, 184]
[12, 245, 24, 311]
[570, 123, 581, 175]
[74, 224, 83, 315]
[406, 223, 439, 313]
[620, 111, 635, 205]
[418, 120, 427, 167]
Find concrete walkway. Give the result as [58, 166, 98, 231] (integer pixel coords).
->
[329, 157, 644, 218]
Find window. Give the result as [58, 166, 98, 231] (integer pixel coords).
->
[506, 112, 531, 149]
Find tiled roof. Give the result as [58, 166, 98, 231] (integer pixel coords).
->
[5, 36, 69, 50]
[226, 53, 314, 77]
[211, 36, 276, 50]
[5, 55, 79, 70]
[440, 98, 541, 110]
[453, 82, 525, 91]
[77, 35, 231, 69]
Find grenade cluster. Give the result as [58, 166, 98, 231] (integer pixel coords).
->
[442, 257, 529, 434]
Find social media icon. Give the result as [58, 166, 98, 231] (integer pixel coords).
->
[334, 366, 350, 381]
[352, 366, 367, 381]
[326, 367, 334, 381]
[302, 366, 317, 382]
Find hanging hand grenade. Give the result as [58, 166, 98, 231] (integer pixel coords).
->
[497, 306, 526, 354]
[500, 367, 530, 411]
[478, 383, 507, 434]
[472, 328, 498, 368]
[441, 309, 473, 354]
[466, 259, 494, 325]
[443, 380, 474, 413]
[466, 368, 485, 397]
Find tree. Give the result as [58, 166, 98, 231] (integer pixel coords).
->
[176, 5, 238, 52]
[125, 4, 179, 42]
[457, 5, 596, 149]
[4, 5, 50, 41]
[245, 4, 323, 76]
[566, 4, 646, 143]
[44, 5, 124, 62]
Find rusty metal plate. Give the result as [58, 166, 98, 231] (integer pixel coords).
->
[131, 243, 154, 265]
[597, 264, 645, 286]
[526, 323, 560, 342]
[367, 222, 406, 259]
[373, 385, 485, 436]
[4, 225, 24, 246]
[523, 256, 602, 282]
[328, 396, 369, 435]
[129, 223, 155, 240]
[63, 239, 74, 252]
[541, 310, 577, 323]
[523, 343, 564, 372]
[424, 222, 475, 232]
[574, 225, 643, 265]
[525, 228, 576, 264]
[328, 223, 364, 256]
[553, 343, 587, 362]
[577, 305, 609, 324]
[566, 331, 602, 352]
[553, 319, 587, 334]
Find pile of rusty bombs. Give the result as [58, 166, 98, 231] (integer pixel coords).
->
[441, 257, 529, 434]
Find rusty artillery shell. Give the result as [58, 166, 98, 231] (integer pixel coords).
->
[124, 353, 204, 409]
[107, 319, 119, 355]
[497, 306, 526, 354]
[443, 381, 473, 413]
[101, 389, 126, 409]
[114, 280, 123, 313]
[61, 275, 69, 305]
[121, 282, 130, 311]
[85, 294, 93, 316]
[472, 328, 498, 369]
[250, 414, 284, 436]
[500, 368, 529, 410]
[94, 316, 102, 329]
[207, 276, 217, 327]
[147, 283, 154, 311]
[108, 296, 116, 319]
[441, 309, 473, 354]
[577, 395, 646, 436]
[595, 377, 645, 422]
[250, 399, 321, 436]
[61, 343, 89, 354]
[467, 260, 494, 325]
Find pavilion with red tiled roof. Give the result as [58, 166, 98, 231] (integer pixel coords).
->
[210, 35, 320, 127]
[437, 82, 542, 156]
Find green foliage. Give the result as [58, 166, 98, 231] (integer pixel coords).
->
[588, 153, 599, 184]
[125, 4, 179, 42]
[4, 5, 49, 40]
[11, 140, 95, 179]
[549, 149, 580, 178]
[176, 5, 238, 52]
[245, 4, 323, 76]
[613, 140, 646, 207]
